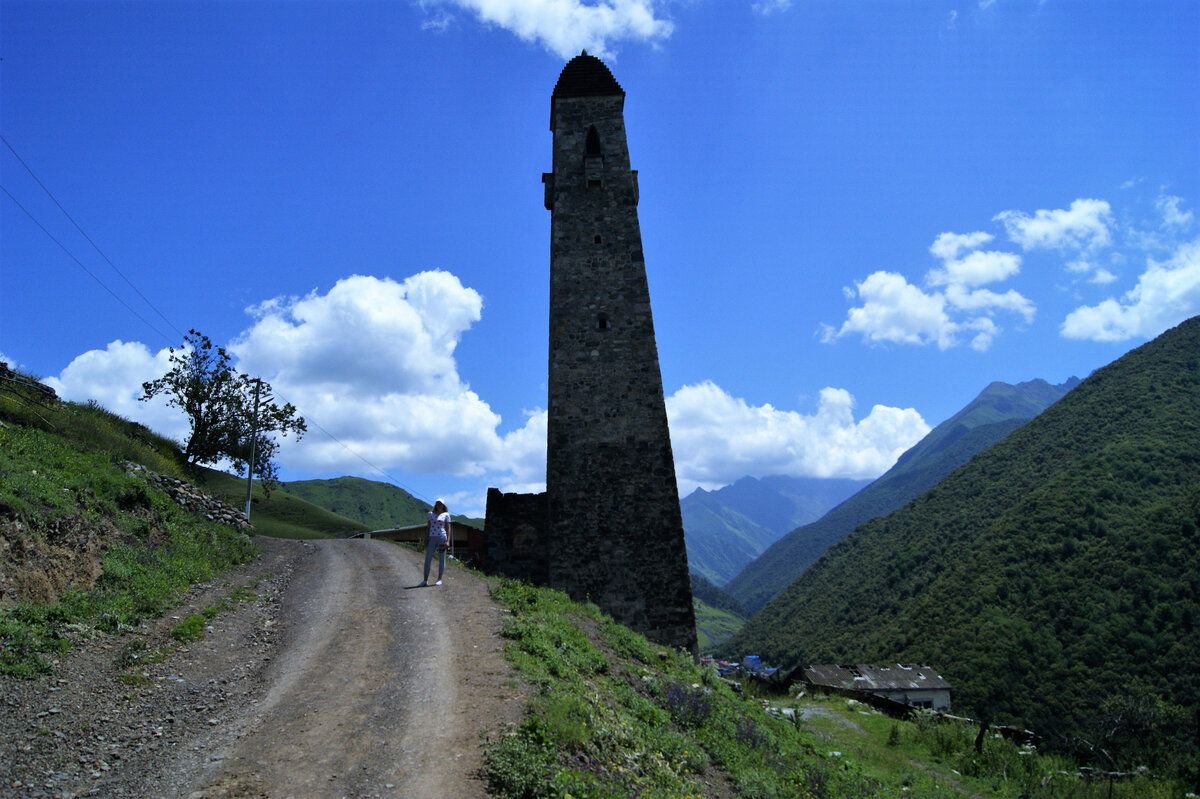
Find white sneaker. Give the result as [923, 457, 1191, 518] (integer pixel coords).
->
[434, 580, 443, 586]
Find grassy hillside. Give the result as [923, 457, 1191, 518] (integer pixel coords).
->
[284, 476, 487, 528]
[690, 574, 747, 652]
[683, 476, 867, 586]
[486, 578, 1181, 797]
[727, 378, 1077, 614]
[727, 317, 1200, 780]
[197, 468, 367, 540]
[283, 475, 430, 529]
[693, 598, 745, 654]
[0, 382, 255, 676]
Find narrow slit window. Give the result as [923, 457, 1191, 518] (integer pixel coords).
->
[594, 235, 602, 244]
[597, 313, 610, 331]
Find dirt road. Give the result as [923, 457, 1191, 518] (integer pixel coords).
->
[0, 538, 525, 799]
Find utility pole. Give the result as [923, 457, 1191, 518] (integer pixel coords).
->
[243, 379, 262, 521]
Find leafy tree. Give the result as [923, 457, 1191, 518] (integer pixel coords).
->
[1083, 690, 1197, 779]
[140, 329, 306, 492]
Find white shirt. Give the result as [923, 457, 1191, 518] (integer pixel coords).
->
[428, 511, 450, 540]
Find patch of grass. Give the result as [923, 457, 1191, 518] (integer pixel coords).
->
[170, 614, 207, 642]
[487, 578, 1188, 798]
[0, 611, 65, 677]
[114, 639, 168, 669]
[116, 672, 154, 687]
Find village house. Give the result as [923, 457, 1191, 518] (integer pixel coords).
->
[803, 664, 952, 711]
[352, 521, 487, 566]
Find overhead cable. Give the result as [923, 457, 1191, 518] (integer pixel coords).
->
[1, 133, 186, 341]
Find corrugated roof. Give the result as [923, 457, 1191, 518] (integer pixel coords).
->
[552, 51, 624, 99]
[804, 664, 952, 692]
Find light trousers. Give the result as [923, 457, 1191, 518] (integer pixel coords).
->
[424, 537, 446, 582]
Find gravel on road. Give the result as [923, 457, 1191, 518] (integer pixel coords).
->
[1, 537, 526, 799]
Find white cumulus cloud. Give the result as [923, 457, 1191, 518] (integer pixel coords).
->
[43, 340, 188, 443]
[751, 0, 792, 15]
[825, 229, 1033, 351]
[822, 271, 958, 349]
[995, 198, 1113, 252]
[927, 249, 1022, 288]
[38, 268, 939, 512]
[0, 352, 23, 372]
[229, 272, 541, 483]
[666, 381, 931, 495]
[420, 0, 673, 59]
[40, 273, 545, 508]
[1061, 238, 1200, 342]
[1157, 194, 1194, 229]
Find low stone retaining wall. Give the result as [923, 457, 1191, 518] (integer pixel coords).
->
[123, 462, 253, 533]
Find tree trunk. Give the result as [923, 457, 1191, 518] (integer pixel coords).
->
[974, 719, 990, 753]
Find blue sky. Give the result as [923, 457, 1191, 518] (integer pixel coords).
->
[2, 0, 1197, 516]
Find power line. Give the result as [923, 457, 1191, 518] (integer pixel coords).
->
[1, 183, 177, 347]
[268, 391, 433, 505]
[1, 134, 186, 340]
[1, 138, 434, 507]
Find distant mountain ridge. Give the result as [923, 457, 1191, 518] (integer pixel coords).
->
[726, 376, 1079, 613]
[725, 316, 1200, 761]
[682, 475, 869, 586]
[283, 476, 430, 530]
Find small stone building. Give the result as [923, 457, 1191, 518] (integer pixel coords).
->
[804, 664, 952, 711]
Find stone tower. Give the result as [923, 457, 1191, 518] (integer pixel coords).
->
[541, 53, 697, 652]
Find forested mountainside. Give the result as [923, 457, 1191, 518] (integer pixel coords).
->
[726, 317, 1200, 766]
[683, 475, 867, 585]
[727, 377, 1078, 613]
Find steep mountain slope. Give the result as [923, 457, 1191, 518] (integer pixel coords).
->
[727, 377, 1079, 613]
[284, 476, 430, 530]
[682, 475, 868, 585]
[727, 317, 1200, 752]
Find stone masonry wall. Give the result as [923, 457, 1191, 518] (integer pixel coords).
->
[483, 489, 548, 585]
[124, 462, 253, 533]
[543, 57, 696, 653]
[484, 55, 697, 654]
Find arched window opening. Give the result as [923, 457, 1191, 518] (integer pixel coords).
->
[585, 126, 602, 156]
[597, 313, 610, 331]
[594, 235, 602, 244]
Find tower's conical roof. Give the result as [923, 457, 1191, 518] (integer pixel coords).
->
[552, 51, 624, 99]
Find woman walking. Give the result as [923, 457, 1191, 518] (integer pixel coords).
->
[421, 499, 451, 586]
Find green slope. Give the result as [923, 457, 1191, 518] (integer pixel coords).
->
[692, 598, 745, 654]
[727, 317, 1200, 764]
[726, 377, 1078, 613]
[195, 468, 368, 539]
[283, 475, 430, 529]
[682, 475, 868, 586]
[689, 574, 748, 654]
[682, 493, 777, 586]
